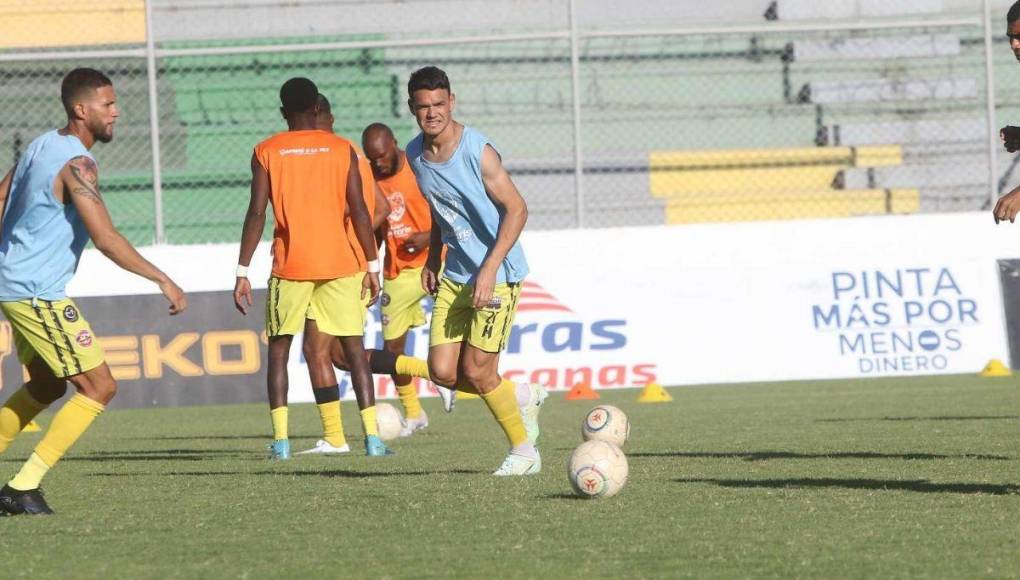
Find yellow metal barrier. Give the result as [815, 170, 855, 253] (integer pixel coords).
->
[665, 189, 920, 224]
[0, 1, 145, 49]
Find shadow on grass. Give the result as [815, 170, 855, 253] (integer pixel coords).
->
[130, 435, 273, 441]
[678, 477, 1020, 495]
[817, 415, 1019, 423]
[542, 493, 590, 501]
[626, 451, 1012, 461]
[88, 468, 488, 478]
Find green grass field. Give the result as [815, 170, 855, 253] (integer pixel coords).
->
[1, 375, 1017, 579]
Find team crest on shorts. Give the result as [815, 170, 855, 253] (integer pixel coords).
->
[62, 305, 79, 322]
[381, 293, 391, 307]
[485, 296, 502, 309]
[76, 330, 93, 348]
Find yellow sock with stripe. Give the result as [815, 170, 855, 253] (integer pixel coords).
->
[360, 406, 379, 437]
[395, 384, 423, 419]
[312, 386, 345, 448]
[395, 355, 430, 380]
[270, 406, 288, 441]
[9, 394, 104, 491]
[480, 379, 528, 448]
[0, 387, 48, 453]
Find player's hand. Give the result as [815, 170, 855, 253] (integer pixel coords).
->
[160, 279, 187, 316]
[472, 265, 497, 309]
[994, 186, 1020, 223]
[233, 276, 253, 315]
[402, 232, 430, 256]
[422, 265, 439, 295]
[362, 272, 381, 306]
[1002, 126, 1020, 153]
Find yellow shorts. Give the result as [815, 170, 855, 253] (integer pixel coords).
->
[266, 275, 366, 337]
[430, 277, 521, 353]
[0, 298, 105, 378]
[381, 267, 428, 341]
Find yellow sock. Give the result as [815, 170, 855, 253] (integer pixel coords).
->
[479, 379, 528, 448]
[270, 406, 288, 441]
[8, 453, 50, 491]
[395, 355, 430, 380]
[316, 401, 346, 448]
[360, 406, 379, 437]
[10, 394, 104, 490]
[0, 387, 48, 453]
[396, 384, 423, 419]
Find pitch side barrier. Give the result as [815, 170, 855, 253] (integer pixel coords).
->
[1, 213, 1015, 409]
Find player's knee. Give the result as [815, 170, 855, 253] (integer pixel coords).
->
[302, 342, 332, 368]
[428, 361, 457, 388]
[459, 365, 490, 390]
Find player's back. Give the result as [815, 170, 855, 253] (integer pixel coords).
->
[254, 130, 359, 280]
[0, 130, 93, 301]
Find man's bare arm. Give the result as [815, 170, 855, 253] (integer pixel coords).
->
[63, 156, 186, 314]
[239, 154, 270, 268]
[372, 181, 390, 230]
[0, 163, 16, 236]
[346, 148, 377, 263]
[479, 144, 528, 273]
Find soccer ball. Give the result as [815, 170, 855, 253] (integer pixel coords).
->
[581, 405, 630, 447]
[376, 403, 405, 441]
[567, 440, 629, 499]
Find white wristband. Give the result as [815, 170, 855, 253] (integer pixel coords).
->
[367, 259, 381, 273]
[235, 264, 249, 278]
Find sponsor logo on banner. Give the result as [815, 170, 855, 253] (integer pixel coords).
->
[810, 267, 978, 375]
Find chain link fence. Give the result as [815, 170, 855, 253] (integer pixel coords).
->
[0, 0, 1014, 244]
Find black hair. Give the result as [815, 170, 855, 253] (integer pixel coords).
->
[362, 122, 394, 141]
[280, 77, 318, 114]
[60, 68, 112, 116]
[407, 66, 451, 97]
[1010, 0, 1020, 24]
[316, 93, 331, 115]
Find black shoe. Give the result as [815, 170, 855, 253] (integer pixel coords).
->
[0, 484, 53, 516]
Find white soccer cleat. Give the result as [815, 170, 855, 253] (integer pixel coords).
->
[520, 383, 548, 445]
[398, 409, 429, 437]
[295, 439, 351, 455]
[492, 449, 542, 476]
[438, 386, 456, 413]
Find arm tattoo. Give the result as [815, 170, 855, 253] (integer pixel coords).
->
[67, 156, 103, 204]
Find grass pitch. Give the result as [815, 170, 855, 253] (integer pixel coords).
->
[1, 375, 1018, 579]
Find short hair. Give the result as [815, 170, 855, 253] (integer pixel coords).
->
[407, 66, 451, 97]
[1010, 1, 1020, 24]
[316, 93, 331, 115]
[362, 122, 394, 141]
[280, 77, 318, 114]
[60, 68, 112, 116]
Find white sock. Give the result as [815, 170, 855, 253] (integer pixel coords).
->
[511, 442, 537, 457]
[515, 382, 532, 407]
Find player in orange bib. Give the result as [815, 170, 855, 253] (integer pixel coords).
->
[233, 77, 388, 459]
[362, 123, 456, 432]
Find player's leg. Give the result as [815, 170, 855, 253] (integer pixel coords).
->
[462, 282, 544, 475]
[0, 357, 66, 455]
[0, 298, 109, 515]
[310, 274, 392, 456]
[264, 276, 313, 460]
[381, 269, 431, 429]
[296, 318, 350, 455]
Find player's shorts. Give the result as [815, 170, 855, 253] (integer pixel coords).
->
[381, 266, 428, 341]
[430, 277, 521, 353]
[0, 298, 105, 378]
[266, 274, 365, 337]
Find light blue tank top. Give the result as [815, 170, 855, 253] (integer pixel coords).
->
[406, 126, 529, 285]
[0, 130, 94, 301]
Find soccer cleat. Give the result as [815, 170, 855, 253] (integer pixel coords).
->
[364, 435, 395, 457]
[492, 449, 542, 476]
[295, 439, 351, 455]
[0, 484, 53, 516]
[267, 439, 291, 460]
[438, 386, 456, 413]
[399, 409, 429, 437]
[520, 383, 549, 445]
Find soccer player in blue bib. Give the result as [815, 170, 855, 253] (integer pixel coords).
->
[0, 68, 187, 514]
[405, 67, 546, 476]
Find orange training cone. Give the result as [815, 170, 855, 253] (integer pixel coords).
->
[565, 382, 599, 400]
[637, 382, 673, 403]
